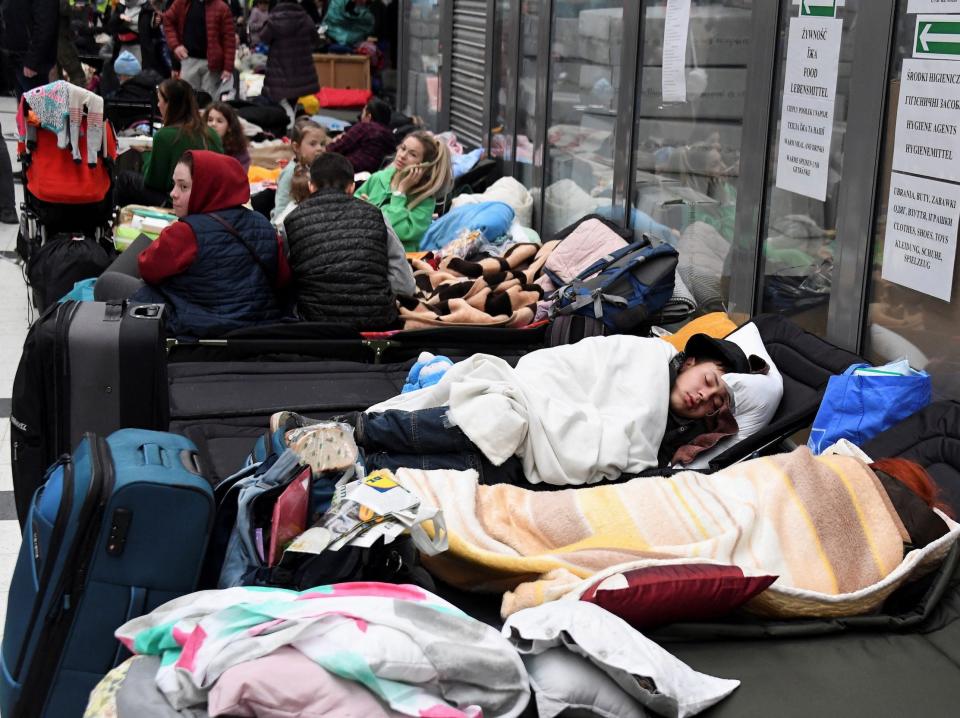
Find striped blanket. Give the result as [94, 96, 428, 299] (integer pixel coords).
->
[396, 447, 959, 618]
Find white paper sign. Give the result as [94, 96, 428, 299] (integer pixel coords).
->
[908, 0, 960, 13]
[892, 59, 960, 182]
[774, 17, 843, 201]
[662, 0, 691, 103]
[882, 172, 960, 301]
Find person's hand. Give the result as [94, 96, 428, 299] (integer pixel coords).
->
[174, 45, 189, 61]
[359, 194, 369, 201]
[397, 166, 423, 195]
[220, 70, 232, 82]
[23, 66, 37, 78]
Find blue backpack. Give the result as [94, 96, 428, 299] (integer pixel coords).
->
[549, 239, 679, 333]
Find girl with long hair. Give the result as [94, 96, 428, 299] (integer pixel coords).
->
[204, 101, 250, 172]
[356, 130, 454, 251]
[115, 78, 223, 207]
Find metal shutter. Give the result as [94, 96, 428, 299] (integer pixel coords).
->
[448, 0, 490, 148]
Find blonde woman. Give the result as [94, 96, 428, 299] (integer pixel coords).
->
[356, 130, 454, 251]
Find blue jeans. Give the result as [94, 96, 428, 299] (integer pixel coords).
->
[359, 407, 527, 486]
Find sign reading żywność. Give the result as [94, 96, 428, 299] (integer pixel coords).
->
[892, 58, 960, 182]
[882, 172, 960, 302]
[774, 16, 842, 201]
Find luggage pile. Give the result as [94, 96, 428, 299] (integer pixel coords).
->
[5, 211, 960, 716]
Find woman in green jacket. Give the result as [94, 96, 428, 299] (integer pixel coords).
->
[116, 78, 223, 207]
[356, 130, 453, 251]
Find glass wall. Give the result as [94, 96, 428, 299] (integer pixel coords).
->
[540, 1, 623, 239]
[631, 0, 754, 316]
[516, 1, 541, 190]
[864, 1, 960, 400]
[490, 0, 515, 163]
[755, 0, 860, 334]
[405, 0, 444, 127]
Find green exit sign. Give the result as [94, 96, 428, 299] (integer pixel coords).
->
[914, 17, 960, 59]
[800, 0, 837, 16]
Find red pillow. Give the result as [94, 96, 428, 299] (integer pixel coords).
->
[315, 87, 374, 108]
[580, 563, 777, 630]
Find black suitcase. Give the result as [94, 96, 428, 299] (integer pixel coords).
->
[166, 322, 547, 364]
[11, 301, 169, 524]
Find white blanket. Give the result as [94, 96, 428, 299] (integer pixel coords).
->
[368, 336, 677, 485]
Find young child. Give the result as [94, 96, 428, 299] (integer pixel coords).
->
[133, 150, 292, 337]
[283, 152, 398, 329]
[272, 163, 311, 231]
[356, 130, 453, 251]
[247, 0, 270, 47]
[204, 101, 251, 171]
[271, 119, 327, 222]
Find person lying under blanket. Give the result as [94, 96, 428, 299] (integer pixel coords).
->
[391, 449, 957, 620]
[340, 332, 770, 486]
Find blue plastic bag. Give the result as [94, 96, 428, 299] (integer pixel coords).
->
[807, 362, 931, 454]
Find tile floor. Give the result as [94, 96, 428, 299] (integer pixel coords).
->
[0, 93, 33, 640]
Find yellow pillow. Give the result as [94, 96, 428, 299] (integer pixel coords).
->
[660, 312, 738, 352]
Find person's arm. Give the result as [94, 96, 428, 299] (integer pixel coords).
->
[141, 128, 171, 191]
[163, 0, 184, 50]
[138, 221, 199, 283]
[384, 219, 416, 296]
[220, 5, 236, 79]
[382, 195, 434, 252]
[274, 232, 292, 288]
[258, 13, 273, 45]
[25, 0, 60, 73]
[270, 162, 295, 221]
[325, 123, 364, 158]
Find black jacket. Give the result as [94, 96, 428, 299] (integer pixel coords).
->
[284, 189, 397, 329]
[261, 1, 319, 101]
[1, 0, 60, 69]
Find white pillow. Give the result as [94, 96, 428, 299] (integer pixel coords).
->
[523, 649, 649, 718]
[503, 602, 739, 718]
[683, 322, 784, 470]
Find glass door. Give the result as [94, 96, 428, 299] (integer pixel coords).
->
[863, 1, 960, 400]
[754, 0, 862, 335]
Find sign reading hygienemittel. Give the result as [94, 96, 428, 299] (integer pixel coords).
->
[882, 172, 960, 302]
[892, 58, 960, 182]
[774, 16, 842, 201]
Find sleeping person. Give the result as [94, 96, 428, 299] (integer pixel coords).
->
[394, 448, 956, 619]
[343, 332, 771, 486]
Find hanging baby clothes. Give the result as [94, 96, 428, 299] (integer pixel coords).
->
[21, 81, 70, 149]
[21, 81, 108, 167]
[67, 84, 105, 166]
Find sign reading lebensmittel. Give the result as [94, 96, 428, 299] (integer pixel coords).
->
[892, 59, 960, 182]
[882, 172, 960, 302]
[774, 16, 843, 201]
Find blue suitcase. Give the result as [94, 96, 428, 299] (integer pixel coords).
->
[0, 429, 214, 718]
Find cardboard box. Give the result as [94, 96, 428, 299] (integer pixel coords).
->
[313, 54, 370, 91]
[578, 8, 623, 44]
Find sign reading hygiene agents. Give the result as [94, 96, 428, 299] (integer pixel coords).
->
[882, 172, 960, 302]
[892, 58, 960, 181]
[774, 16, 843, 201]
[914, 15, 960, 60]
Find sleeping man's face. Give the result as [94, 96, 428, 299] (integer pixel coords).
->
[670, 359, 731, 420]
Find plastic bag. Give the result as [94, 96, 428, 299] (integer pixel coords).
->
[807, 362, 931, 454]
